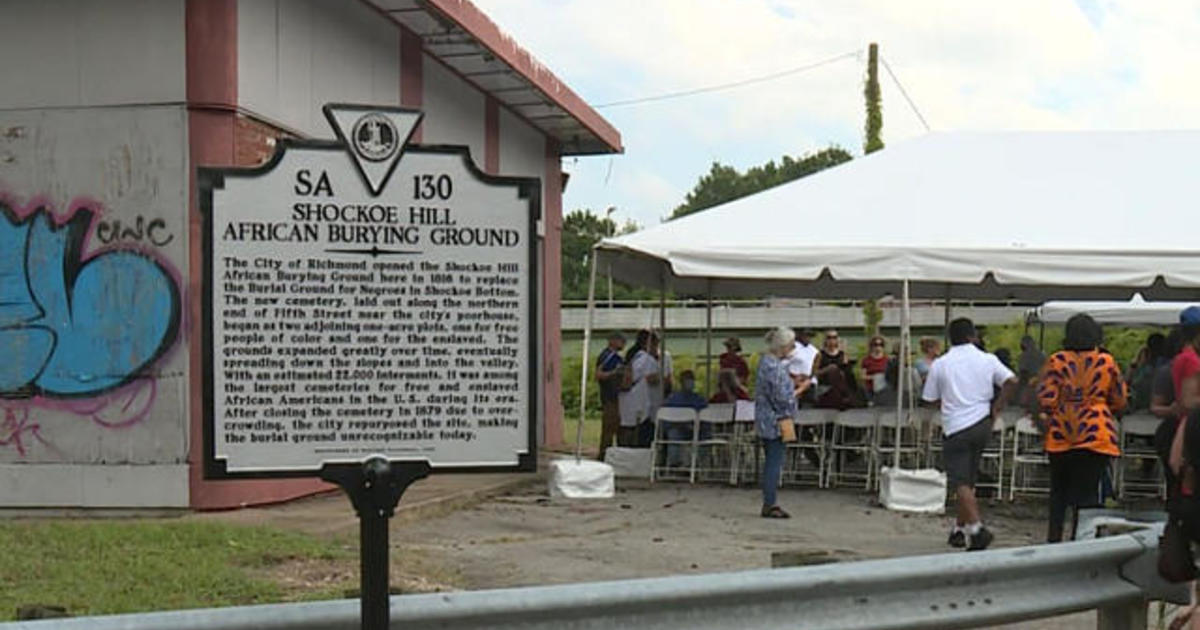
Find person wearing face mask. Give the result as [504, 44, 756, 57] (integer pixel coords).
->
[661, 369, 708, 469]
[862, 335, 890, 402]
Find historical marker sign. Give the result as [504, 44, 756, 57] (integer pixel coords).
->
[201, 104, 538, 478]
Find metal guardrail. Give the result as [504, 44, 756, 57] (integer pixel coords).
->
[3, 525, 1188, 630]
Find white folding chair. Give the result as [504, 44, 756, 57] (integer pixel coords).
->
[1118, 413, 1165, 499]
[786, 408, 835, 488]
[650, 407, 699, 483]
[976, 415, 1009, 500]
[694, 404, 736, 484]
[1009, 417, 1050, 500]
[731, 400, 757, 486]
[828, 408, 880, 489]
[873, 408, 923, 486]
[922, 409, 944, 469]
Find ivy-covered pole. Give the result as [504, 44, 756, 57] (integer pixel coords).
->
[862, 42, 884, 337]
[864, 42, 884, 155]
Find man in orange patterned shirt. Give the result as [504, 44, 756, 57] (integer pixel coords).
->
[1037, 313, 1127, 543]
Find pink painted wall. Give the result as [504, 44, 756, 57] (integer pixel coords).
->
[185, 0, 332, 510]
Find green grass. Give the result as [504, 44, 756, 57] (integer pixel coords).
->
[559, 415, 601, 451]
[0, 520, 353, 620]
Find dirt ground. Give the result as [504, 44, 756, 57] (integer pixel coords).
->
[203, 479, 1181, 628]
[393, 482, 1048, 588]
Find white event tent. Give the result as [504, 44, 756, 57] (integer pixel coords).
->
[1029, 294, 1197, 326]
[578, 130, 1200, 471]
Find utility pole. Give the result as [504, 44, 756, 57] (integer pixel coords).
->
[862, 42, 884, 337]
[864, 42, 884, 155]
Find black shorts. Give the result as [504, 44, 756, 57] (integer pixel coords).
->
[943, 416, 992, 489]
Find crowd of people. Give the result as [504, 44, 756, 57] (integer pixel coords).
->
[593, 306, 1200, 560]
[594, 327, 927, 462]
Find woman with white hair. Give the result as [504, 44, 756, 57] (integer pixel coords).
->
[756, 326, 802, 518]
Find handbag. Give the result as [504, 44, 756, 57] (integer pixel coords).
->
[778, 418, 797, 443]
[1158, 517, 1197, 583]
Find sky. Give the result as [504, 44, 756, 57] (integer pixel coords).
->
[471, 0, 1200, 228]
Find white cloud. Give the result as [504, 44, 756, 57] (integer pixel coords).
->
[471, 0, 1200, 226]
[613, 165, 683, 223]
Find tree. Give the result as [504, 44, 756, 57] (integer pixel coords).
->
[862, 299, 884, 338]
[560, 209, 649, 301]
[668, 147, 852, 221]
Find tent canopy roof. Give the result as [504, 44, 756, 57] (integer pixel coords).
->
[597, 131, 1200, 300]
[1029, 294, 1198, 326]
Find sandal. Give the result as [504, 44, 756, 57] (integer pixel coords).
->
[761, 505, 790, 519]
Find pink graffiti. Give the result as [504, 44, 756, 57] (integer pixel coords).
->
[0, 377, 158, 457]
[0, 407, 48, 456]
[56, 377, 158, 429]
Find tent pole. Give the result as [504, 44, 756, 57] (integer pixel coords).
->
[943, 283, 952, 349]
[705, 279, 713, 397]
[576, 249, 599, 464]
[607, 263, 613, 309]
[896, 278, 911, 469]
[659, 269, 667, 399]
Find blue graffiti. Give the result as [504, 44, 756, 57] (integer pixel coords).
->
[0, 205, 180, 398]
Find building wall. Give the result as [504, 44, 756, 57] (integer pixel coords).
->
[0, 0, 186, 109]
[236, 7, 563, 448]
[498, 110, 563, 445]
[0, 0, 568, 508]
[237, 0, 401, 136]
[0, 105, 191, 507]
[421, 56, 487, 168]
[498, 109, 544, 181]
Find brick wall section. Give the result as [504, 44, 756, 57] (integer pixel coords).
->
[234, 115, 289, 167]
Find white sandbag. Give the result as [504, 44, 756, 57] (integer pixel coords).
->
[549, 458, 615, 499]
[603, 447, 653, 478]
[879, 467, 946, 514]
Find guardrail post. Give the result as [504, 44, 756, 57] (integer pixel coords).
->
[1085, 512, 1188, 630]
[1096, 601, 1147, 630]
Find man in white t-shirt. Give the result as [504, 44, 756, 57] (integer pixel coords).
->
[922, 318, 1017, 552]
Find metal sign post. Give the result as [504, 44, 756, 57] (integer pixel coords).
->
[321, 459, 431, 630]
[199, 103, 539, 630]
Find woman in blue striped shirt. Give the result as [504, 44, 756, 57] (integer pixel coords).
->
[756, 326, 802, 518]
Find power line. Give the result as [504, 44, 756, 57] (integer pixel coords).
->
[594, 50, 862, 109]
[879, 54, 932, 132]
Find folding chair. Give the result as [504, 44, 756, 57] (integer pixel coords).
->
[1118, 413, 1165, 500]
[786, 407, 835, 488]
[694, 404, 736, 484]
[650, 407, 699, 483]
[976, 415, 1009, 500]
[1009, 416, 1050, 500]
[922, 409, 944, 469]
[827, 408, 880, 489]
[731, 400, 757, 486]
[873, 408, 923, 485]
